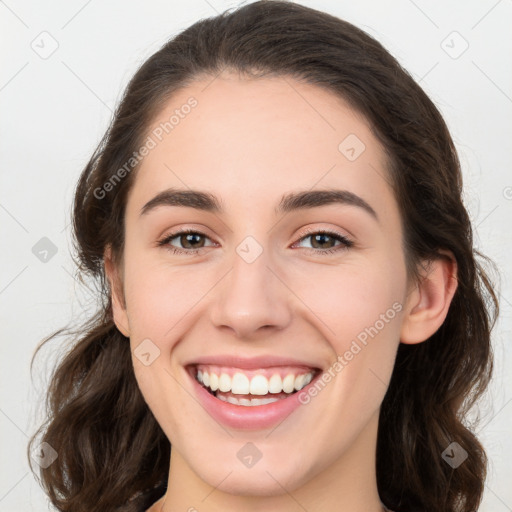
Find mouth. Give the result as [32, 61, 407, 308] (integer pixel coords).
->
[186, 363, 321, 407]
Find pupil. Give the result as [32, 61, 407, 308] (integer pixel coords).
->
[314, 234, 332, 248]
[184, 233, 203, 248]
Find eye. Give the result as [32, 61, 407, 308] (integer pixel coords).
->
[157, 228, 216, 255]
[157, 228, 354, 256]
[292, 229, 354, 256]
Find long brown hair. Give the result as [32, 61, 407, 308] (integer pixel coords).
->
[28, 2, 499, 511]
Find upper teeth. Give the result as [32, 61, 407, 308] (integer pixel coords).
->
[196, 369, 314, 395]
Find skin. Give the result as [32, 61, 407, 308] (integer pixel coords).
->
[104, 73, 458, 512]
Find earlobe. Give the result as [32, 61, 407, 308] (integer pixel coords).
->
[104, 245, 131, 338]
[400, 251, 458, 344]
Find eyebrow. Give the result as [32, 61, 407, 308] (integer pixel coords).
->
[139, 187, 378, 221]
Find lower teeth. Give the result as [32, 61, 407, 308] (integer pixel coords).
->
[211, 389, 293, 406]
[217, 395, 281, 406]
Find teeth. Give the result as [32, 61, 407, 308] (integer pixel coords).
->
[216, 395, 281, 406]
[294, 374, 305, 391]
[231, 372, 250, 394]
[218, 373, 231, 392]
[209, 373, 219, 391]
[249, 375, 269, 395]
[268, 374, 283, 393]
[196, 367, 316, 396]
[282, 374, 295, 393]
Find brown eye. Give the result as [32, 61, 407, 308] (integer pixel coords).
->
[157, 229, 215, 255]
[176, 232, 206, 249]
[294, 230, 354, 255]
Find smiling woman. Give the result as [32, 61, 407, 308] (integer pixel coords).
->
[28, 2, 498, 512]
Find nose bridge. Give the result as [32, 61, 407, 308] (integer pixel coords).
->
[209, 234, 292, 338]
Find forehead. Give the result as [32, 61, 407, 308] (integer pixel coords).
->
[126, 73, 394, 219]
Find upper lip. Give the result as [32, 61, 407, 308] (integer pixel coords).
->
[185, 354, 322, 370]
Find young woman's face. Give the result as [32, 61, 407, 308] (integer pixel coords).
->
[114, 74, 413, 498]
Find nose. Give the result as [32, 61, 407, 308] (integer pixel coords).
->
[209, 244, 293, 339]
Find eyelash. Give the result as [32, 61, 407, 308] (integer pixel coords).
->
[156, 228, 354, 257]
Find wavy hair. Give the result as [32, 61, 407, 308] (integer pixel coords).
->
[28, 1, 499, 511]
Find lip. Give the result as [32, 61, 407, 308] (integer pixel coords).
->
[184, 354, 323, 371]
[186, 364, 321, 430]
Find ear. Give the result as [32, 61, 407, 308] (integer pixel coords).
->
[104, 245, 130, 337]
[400, 250, 458, 344]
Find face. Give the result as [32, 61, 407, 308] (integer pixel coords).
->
[110, 73, 413, 497]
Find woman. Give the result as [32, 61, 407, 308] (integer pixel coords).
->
[28, 1, 498, 511]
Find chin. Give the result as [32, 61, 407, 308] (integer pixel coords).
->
[193, 457, 314, 497]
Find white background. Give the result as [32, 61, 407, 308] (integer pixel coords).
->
[1, 0, 511, 510]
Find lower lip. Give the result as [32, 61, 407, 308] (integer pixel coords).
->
[187, 366, 319, 430]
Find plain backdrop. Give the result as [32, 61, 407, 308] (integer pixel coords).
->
[1, 0, 511, 510]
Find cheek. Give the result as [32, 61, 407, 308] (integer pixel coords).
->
[292, 257, 405, 349]
[123, 258, 211, 342]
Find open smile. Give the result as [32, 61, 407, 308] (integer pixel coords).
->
[185, 358, 322, 429]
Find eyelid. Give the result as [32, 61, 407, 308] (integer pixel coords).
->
[293, 226, 353, 244]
